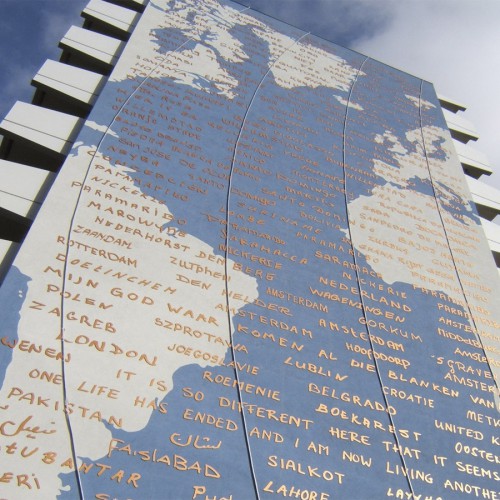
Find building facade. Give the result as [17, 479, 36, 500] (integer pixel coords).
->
[0, 0, 499, 498]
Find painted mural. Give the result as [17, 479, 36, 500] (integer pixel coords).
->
[0, 0, 499, 498]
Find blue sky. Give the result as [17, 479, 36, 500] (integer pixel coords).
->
[0, 0, 89, 117]
[0, 0, 499, 192]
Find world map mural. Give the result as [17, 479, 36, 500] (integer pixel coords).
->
[0, 0, 499, 498]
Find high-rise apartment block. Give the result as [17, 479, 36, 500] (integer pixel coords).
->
[0, 1, 499, 498]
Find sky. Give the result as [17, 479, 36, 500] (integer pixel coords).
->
[0, 0, 499, 194]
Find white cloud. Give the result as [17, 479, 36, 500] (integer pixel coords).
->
[352, 0, 500, 193]
[247, 0, 500, 196]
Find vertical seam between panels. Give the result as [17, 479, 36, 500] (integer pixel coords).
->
[342, 56, 417, 496]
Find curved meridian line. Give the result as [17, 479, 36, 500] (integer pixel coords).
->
[222, 29, 312, 500]
[341, 56, 417, 496]
[417, 80, 499, 395]
[57, 34, 198, 500]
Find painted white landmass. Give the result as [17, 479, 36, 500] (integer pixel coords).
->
[347, 108, 500, 395]
[111, 0, 363, 105]
[0, 144, 257, 497]
[348, 123, 477, 303]
[257, 28, 363, 93]
[85, 120, 119, 138]
[111, 0, 254, 97]
[405, 94, 435, 110]
[334, 95, 363, 110]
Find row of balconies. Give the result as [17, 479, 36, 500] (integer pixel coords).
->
[0, 0, 147, 282]
[439, 95, 500, 273]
